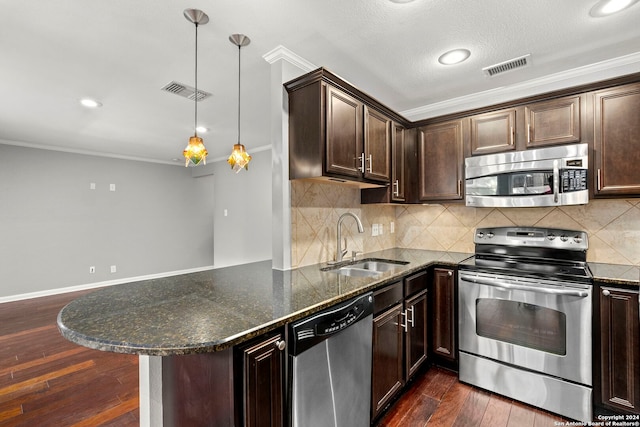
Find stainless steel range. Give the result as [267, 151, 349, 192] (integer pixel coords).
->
[458, 226, 593, 422]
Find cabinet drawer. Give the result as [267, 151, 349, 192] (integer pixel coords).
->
[373, 281, 403, 314]
[404, 270, 427, 297]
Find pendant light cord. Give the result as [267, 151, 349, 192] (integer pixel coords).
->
[194, 22, 199, 137]
[237, 43, 241, 144]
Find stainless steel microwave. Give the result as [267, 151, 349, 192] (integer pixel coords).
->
[465, 143, 588, 208]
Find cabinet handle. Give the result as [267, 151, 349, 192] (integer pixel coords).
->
[597, 168, 602, 191]
[602, 289, 610, 297]
[359, 153, 365, 173]
[400, 311, 409, 333]
[527, 124, 531, 143]
[409, 306, 415, 328]
[275, 340, 286, 351]
[447, 271, 453, 277]
[367, 154, 373, 173]
[393, 180, 400, 197]
[510, 126, 514, 146]
[457, 180, 462, 197]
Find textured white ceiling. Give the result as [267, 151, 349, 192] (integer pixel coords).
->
[1, 0, 639, 164]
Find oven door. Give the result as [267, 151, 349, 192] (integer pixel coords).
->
[459, 271, 592, 386]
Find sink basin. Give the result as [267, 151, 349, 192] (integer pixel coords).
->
[325, 258, 409, 278]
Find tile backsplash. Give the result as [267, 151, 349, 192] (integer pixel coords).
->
[291, 180, 640, 268]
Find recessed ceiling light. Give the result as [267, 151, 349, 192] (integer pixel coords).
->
[388, 0, 416, 3]
[80, 98, 102, 108]
[438, 49, 471, 65]
[196, 126, 209, 133]
[590, 0, 639, 16]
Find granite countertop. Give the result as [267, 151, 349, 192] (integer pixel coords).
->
[57, 248, 469, 356]
[588, 262, 640, 287]
[57, 248, 639, 357]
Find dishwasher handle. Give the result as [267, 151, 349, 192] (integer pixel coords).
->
[289, 292, 373, 356]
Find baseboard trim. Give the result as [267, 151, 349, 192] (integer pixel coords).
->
[0, 265, 215, 304]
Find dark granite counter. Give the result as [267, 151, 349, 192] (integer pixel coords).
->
[589, 262, 640, 288]
[57, 248, 470, 356]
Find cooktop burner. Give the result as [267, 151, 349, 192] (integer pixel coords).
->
[458, 254, 592, 283]
[461, 226, 593, 283]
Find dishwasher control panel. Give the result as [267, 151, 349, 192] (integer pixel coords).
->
[289, 293, 373, 356]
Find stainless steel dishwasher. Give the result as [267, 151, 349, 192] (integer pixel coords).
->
[289, 292, 374, 427]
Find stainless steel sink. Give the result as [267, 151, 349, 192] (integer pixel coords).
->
[325, 258, 409, 278]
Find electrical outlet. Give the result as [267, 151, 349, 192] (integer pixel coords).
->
[89, 266, 95, 274]
[379, 224, 384, 235]
[110, 265, 117, 273]
[109, 184, 116, 192]
[89, 182, 96, 190]
[372, 224, 379, 236]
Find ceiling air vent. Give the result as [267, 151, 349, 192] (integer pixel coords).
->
[160, 81, 212, 101]
[482, 54, 531, 77]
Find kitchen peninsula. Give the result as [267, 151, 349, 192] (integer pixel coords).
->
[57, 248, 469, 426]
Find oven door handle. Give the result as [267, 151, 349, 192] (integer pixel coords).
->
[460, 273, 590, 298]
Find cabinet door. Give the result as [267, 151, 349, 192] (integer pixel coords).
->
[242, 333, 285, 427]
[372, 303, 404, 418]
[405, 289, 428, 378]
[469, 108, 517, 155]
[391, 123, 406, 201]
[594, 82, 640, 196]
[600, 287, 640, 414]
[525, 95, 581, 148]
[326, 86, 363, 178]
[419, 120, 464, 201]
[364, 106, 391, 182]
[431, 268, 456, 361]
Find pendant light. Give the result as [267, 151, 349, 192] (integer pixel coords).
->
[182, 9, 209, 167]
[227, 34, 252, 173]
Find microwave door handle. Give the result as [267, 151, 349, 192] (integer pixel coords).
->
[553, 160, 559, 203]
[460, 274, 589, 298]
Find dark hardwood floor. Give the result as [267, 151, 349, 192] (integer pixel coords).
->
[0, 291, 139, 426]
[1, 291, 569, 426]
[376, 367, 570, 427]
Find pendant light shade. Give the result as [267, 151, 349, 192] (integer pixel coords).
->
[182, 9, 209, 167]
[227, 34, 252, 173]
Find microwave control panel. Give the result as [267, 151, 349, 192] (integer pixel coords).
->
[561, 169, 587, 192]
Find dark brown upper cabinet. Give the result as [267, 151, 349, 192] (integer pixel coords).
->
[593, 82, 640, 197]
[469, 108, 517, 155]
[286, 68, 405, 188]
[525, 95, 582, 148]
[325, 85, 364, 179]
[418, 120, 464, 201]
[469, 95, 583, 155]
[391, 123, 406, 201]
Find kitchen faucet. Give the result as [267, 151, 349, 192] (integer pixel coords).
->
[335, 212, 364, 263]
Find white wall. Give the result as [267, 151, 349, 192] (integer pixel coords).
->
[0, 144, 214, 299]
[212, 149, 272, 268]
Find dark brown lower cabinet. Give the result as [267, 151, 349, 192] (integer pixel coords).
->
[430, 267, 457, 366]
[237, 330, 286, 427]
[372, 271, 429, 420]
[599, 286, 640, 415]
[372, 301, 405, 417]
[405, 289, 428, 377]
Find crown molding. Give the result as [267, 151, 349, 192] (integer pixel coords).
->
[262, 45, 317, 72]
[401, 51, 640, 120]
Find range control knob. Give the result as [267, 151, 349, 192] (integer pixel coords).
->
[486, 232, 494, 238]
[573, 235, 583, 244]
[560, 234, 569, 242]
[547, 233, 556, 241]
[476, 231, 485, 239]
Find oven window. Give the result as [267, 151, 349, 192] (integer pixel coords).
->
[476, 298, 566, 355]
